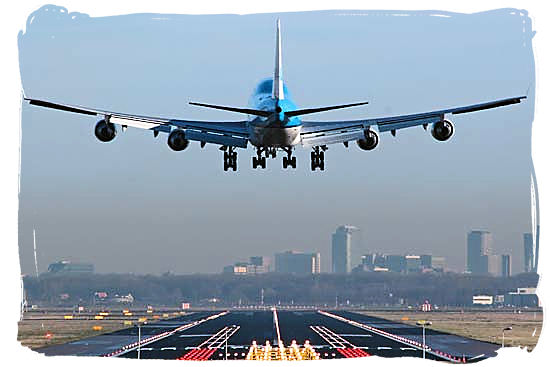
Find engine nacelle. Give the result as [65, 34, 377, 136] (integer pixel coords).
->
[431, 119, 454, 141]
[167, 130, 189, 151]
[356, 129, 379, 151]
[94, 120, 117, 142]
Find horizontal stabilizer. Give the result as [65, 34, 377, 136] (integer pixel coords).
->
[285, 101, 369, 117]
[189, 102, 271, 117]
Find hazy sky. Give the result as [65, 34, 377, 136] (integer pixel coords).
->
[18, 6, 535, 275]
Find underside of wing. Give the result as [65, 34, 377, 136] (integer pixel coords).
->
[300, 95, 526, 146]
[25, 97, 249, 148]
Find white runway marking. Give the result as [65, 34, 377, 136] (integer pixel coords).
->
[179, 334, 214, 338]
[339, 334, 372, 337]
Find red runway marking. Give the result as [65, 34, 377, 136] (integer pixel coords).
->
[178, 348, 216, 361]
[337, 348, 370, 358]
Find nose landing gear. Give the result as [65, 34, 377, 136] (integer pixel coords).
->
[311, 146, 326, 171]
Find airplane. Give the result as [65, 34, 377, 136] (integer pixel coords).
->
[24, 19, 526, 172]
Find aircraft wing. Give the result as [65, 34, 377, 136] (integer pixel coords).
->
[300, 96, 526, 147]
[24, 98, 249, 147]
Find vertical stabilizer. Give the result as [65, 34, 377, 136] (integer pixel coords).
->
[272, 19, 284, 100]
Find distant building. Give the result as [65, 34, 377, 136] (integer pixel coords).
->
[524, 233, 534, 273]
[332, 225, 357, 273]
[386, 255, 405, 273]
[275, 251, 320, 274]
[249, 256, 272, 272]
[405, 255, 422, 274]
[223, 264, 248, 275]
[501, 254, 512, 277]
[431, 256, 446, 272]
[487, 254, 501, 277]
[223, 256, 271, 275]
[420, 255, 432, 269]
[466, 230, 493, 274]
[504, 287, 540, 307]
[47, 260, 94, 274]
[472, 295, 493, 306]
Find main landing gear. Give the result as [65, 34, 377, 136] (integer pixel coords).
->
[282, 147, 296, 169]
[311, 146, 326, 171]
[252, 147, 267, 169]
[222, 146, 237, 171]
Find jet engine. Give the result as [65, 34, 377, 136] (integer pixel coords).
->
[167, 130, 189, 151]
[356, 129, 379, 151]
[94, 120, 117, 142]
[431, 119, 454, 141]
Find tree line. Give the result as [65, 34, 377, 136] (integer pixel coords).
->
[23, 272, 539, 307]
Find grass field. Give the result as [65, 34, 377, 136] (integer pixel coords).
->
[362, 310, 543, 351]
[17, 310, 184, 350]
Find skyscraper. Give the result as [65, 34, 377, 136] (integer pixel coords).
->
[466, 230, 492, 274]
[501, 254, 512, 277]
[524, 233, 534, 273]
[331, 225, 357, 273]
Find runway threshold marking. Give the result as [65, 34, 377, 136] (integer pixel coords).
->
[318, 311, 465, 363]
[104, 311, 229, 357]
[310, 325, 370, 358]
[177, 325, 240, 361]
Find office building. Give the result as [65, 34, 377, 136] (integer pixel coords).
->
[466, 230, 492, 274]
[332, 225, 357, 273]
[275, 251, 320, 274]
[501, 254, 512, 278]
[487, 254, 501, 277]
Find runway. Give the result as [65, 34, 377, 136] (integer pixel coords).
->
[39, 309, 500, 362]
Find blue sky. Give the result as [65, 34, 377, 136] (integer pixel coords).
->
[18, 6, 535, 274]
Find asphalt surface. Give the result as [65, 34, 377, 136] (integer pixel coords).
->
[37, 310, 500, 362]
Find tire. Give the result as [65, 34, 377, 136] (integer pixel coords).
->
[261, 157, 266, 169]
[224, 161, 228, 171]
[283, 157, 288, 169]
[252, 157, 257, 169]
[320, 151, 325, 160]
[291, 156, 297, 168]
[320, 161, 325, 171]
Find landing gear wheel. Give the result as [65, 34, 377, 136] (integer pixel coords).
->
[252, 156, 258, 169]
[223, 148, 238, 172]
[291, 156, 297, 168]
[310, 146, 325, 171]
[283, 156, 288, 169]
[261, 157, 267, 169]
